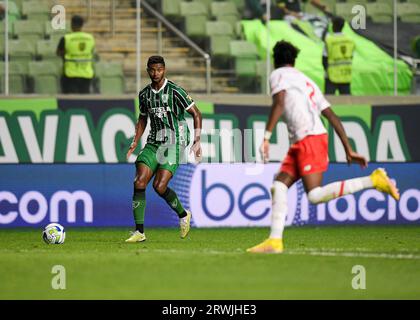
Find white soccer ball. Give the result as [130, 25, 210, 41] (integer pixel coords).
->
[42, 223, 66, 244]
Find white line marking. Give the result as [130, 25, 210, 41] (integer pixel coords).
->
[135, 248, 420, 260]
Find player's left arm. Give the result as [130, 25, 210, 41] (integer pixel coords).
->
[321, 107, 367, 168]
[186, 105, 202, 162]
[261, 90, 286, 162]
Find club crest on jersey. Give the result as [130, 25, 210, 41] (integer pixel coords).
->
[162, 94, 169, 104]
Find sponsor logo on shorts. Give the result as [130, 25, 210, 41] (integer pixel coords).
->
[304, 165, 312, 172]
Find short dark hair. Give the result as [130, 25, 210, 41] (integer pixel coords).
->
[71, 15, 84, 29]
[273, 40, 300, 68]
[332, 16, 345, 33]
[147, 55, 165, 68]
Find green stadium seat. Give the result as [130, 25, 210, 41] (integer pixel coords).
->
[366, 2, 393, 23]
[231, 0, 246, 12]
[345, 0, 368, 4]
[95, 62, 125, 95]
[13, 20, 45, 46]
[217, 15, 240, 36]
[211, 2, 239, 17]
[335, 3, 367, 22]
[192, 0, 214, 10]
[230, 40, 258, 75]
[8, 39, 36, 66]
[206, 21, 234, 57]
[0, 61, 26, 94]
[22, 0, 50, 20]
[36, 40, 58, 59]
[162, 0, 182, 20]
[255, 59, 269, 94]
[28, 61, 60, 94]
[180, 2, 208, 38]
[398, 2, 420, 23]
[230, 40, 259, 91]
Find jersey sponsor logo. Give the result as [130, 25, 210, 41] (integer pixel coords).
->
[162, 94, 169, 104]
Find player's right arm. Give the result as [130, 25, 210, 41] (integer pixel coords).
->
[126, 114, 147, 161]
[321, 107, 367, 168]
[261, 90, 286, 162]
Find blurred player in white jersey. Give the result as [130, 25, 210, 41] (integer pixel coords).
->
[247, 41, 400, 254]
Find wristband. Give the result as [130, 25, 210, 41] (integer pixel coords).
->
[264, 130, 272, 141]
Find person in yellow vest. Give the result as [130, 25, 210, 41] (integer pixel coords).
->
[56, 15, 95, 94]
[323, 16, 355, 95]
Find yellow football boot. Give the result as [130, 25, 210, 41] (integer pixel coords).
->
[125, 230, 146, 243]
[246, 238, 284, 253]
[180, 210, 192, 239]
[370, 168, 400, 200]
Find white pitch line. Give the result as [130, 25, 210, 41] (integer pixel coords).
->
[135, 248, 420, 260]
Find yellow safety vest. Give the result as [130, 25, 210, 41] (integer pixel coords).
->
[64, 32, 95, 79]
[325, 33, 355, 84]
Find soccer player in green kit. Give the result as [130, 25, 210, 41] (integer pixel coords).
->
[125, 56, 202, 243]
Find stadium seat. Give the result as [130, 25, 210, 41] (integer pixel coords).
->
[366, 2, 393, 23]
[36, 39, 63, 71]
[255, 59, 268, 94]
[230, 40, 258, 77]
[13, 20, 45, 47]
[28, 61, 60, 94]
[161, 0, 182, 20]
[231, 0, 246, 12]
[95, 62, 125, 95]
[22, 0, 50, 20]
[192, 0, 214, 10]
[217, 15, 240, 36]
[335, 2, 366, 22]
[0, 61, 26, 94]
[230, 40, 259, 92]
[398, 2, 420, 23]
[8, 39, 36, 68]
[211, 2, 239, 17]
[36, 40, 58, 59]
[206, 21, 234, 57]
[180, 2, 208, 38]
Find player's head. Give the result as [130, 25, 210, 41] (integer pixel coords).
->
[147, 55, 166, 84]
[332, 16, 345, 33]
[71, 15, 84, 31]
[273, 40, 300, 68]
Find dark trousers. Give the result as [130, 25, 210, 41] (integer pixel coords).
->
[325, 78, 351, 95]
[61, 76, 92, 94]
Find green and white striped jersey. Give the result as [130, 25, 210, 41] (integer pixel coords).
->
[138, 79, 194, 146]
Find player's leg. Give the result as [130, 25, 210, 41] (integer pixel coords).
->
[302, 168, 399, 204]
[126, 144, 158, 243]
[153, 169, 191, 238]
[125, 163, 154, 243]
[247, 145, 299, 253]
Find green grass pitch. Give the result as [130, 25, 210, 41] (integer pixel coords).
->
[0, 226, 419, 299]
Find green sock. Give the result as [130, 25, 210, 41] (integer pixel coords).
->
[161, 188, 187, 218]
[133, 189, 146, 224]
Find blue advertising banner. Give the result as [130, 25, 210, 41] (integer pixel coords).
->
[0, 163, 419, 228]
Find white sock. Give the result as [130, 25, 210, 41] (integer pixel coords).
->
[308, 176, 373, 204]
[269, 181, 288, 239]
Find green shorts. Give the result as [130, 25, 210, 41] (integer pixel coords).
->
[135, 143, 186, 175]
